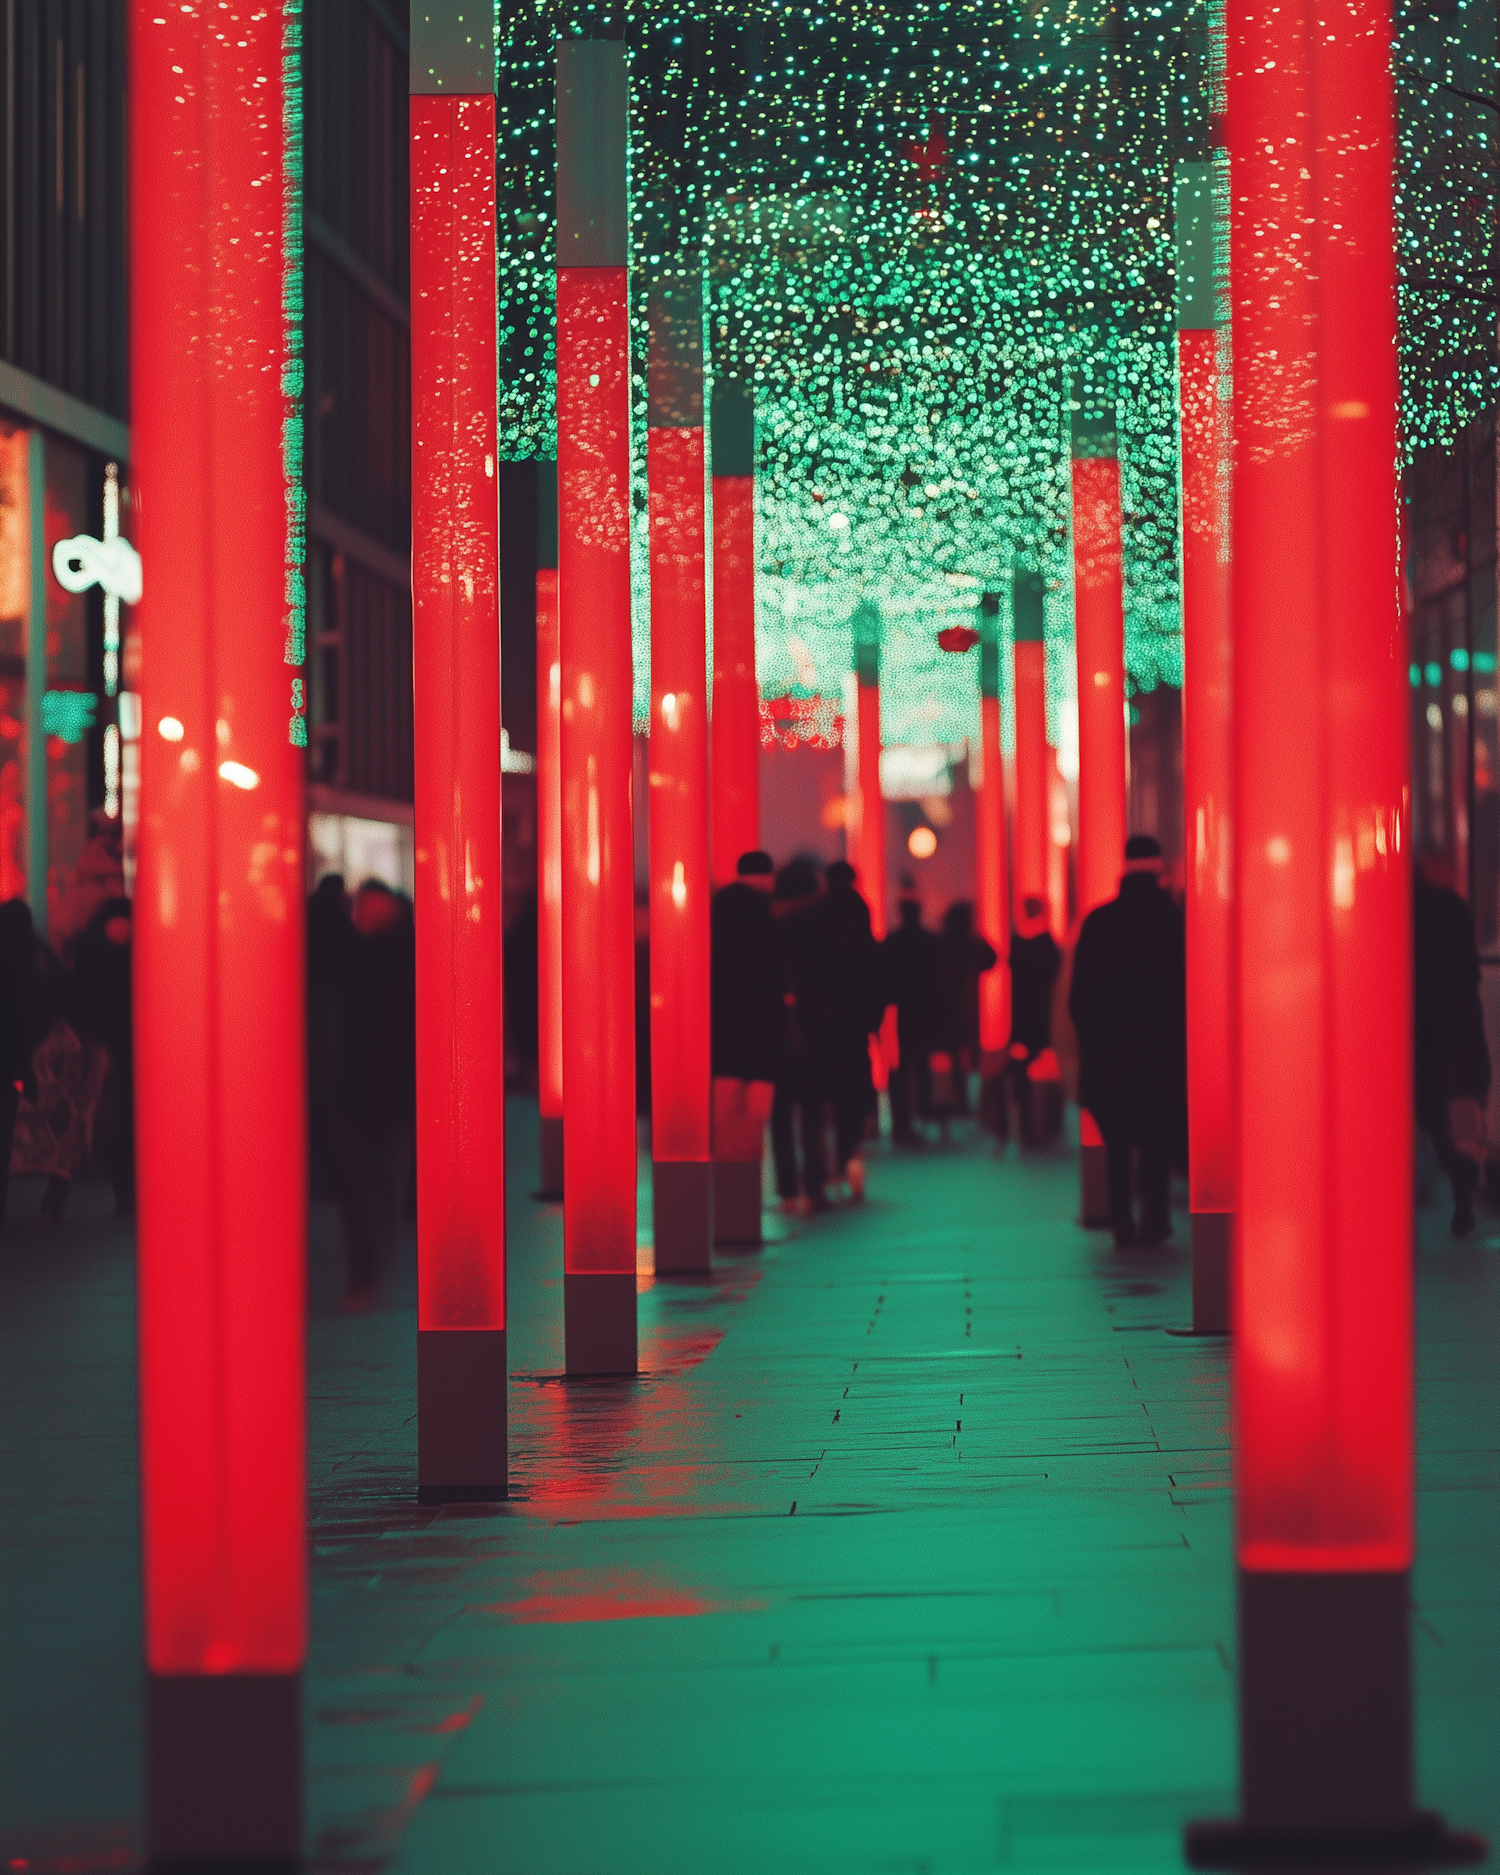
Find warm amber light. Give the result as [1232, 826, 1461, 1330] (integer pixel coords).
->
[907, 825, 938, 859]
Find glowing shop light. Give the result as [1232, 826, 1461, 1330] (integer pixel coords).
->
[908, 825, 938, 859]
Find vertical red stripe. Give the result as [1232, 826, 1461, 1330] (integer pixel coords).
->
[1072, 455, 1128, 919]
[1180, 328, 1235, 1216]
[711, 474, 759, 880]
[648, 425, 712, 1162]
[1013, 641, 1049, 915]
[977, 692, 1011, 1050]
[1230, 0, 1409, 1569]
[557, 265, 637, 1275]
[130, 2, 305, 1674]
[536, 566, 564, 1121]
[857, 682, 886, 937]
[410, 95, 506, 1333]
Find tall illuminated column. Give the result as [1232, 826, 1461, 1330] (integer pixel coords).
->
[410, 11, 506, 1500]
[1187, 0, 1475, 1857]
[851, 599, 886, 936]
[536, 461, 564, 1200]
[1011, 562, 1050, 920]
[976, 592, 1011, 1052]
[556, 40, 637, 1373]
[648, 272, 713, 1272]
[130, 3, 305, 1856]
[1177, 161, 1234, 1336]
[711, 378, 759, 881]
[1070, 375, 1128, 920]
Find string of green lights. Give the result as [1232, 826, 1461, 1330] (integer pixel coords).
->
[494, 0, 1497, 744]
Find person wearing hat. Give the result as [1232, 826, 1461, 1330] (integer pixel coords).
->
[1067, 833, 1187, 1246]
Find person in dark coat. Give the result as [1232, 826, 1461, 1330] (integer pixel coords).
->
[881, 894, 942, 1143]
[1007, 895, 1064, 1146]
[1068, 834, 1187, 1246]
[711, 850, 786, 1172]
[770, 858, 824, 1208]
[69, 897, 135, 1214]
[796, 860, 884, 1199]
[0, 898, 44, 1223]
[934, 900, 997, 1113]
[1414, 858, 1491, 1234]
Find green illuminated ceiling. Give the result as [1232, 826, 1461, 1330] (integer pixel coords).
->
[496, 0, 1498, 742]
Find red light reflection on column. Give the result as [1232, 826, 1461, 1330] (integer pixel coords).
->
[130, 2, 305, 1675]
[1013, 640, 1049, 918]
[648, 425, 711, 1163]
[977, 691, 1011, 1049]
[1229, 0, 1409, 1571]
[711, 474, 759, 881]
[1072, 455, 1127, 919]
[410, 94, 505, 1334]
[857, 682, 886, 937]
[1180, 327, 1234, 1217]
[537, 566, 563, 1123]
[558, 265, 636, 1276]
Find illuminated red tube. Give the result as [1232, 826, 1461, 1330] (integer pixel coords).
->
[711, 379, 759, 883]
[1181, 0, 1460, 1849]
[1070, 384, 1128, 921]
[130, 2, 305, 1855]
[976, 593, 1010, 1052]
[536, 463, 564, 1200]
[852, 603, 886, 938]
[648, 274, 713, 1272]
[410, 36, 506, 1497]
[1012, 563, 1049, 921]
[1046, 745, 1071, 944]
[1176, 161, 1234, 1335]
[557, 41, 636, 1373]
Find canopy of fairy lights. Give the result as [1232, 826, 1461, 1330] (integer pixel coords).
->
[493, 0, 1498, 745]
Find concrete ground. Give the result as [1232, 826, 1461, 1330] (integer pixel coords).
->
[2, 1102, 1495, 1871]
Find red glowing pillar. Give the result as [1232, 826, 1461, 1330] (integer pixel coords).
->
[536, 462, 564, 1199]
[1177, 161, 1234, 1335]
[1047, 747, 1071, 944]
[1186, 0, 1476, 1857]
[711, 379, 759, 883]
[852, 601, 886, 937]
[130, 3, 304, 1854]
[1012, 562, 1050, 921]
[1071, 380, 1128, 920]
[410, 19, 506, 1499]
[976, 592, 1011, 1052]
[648, 274, 713, 1272]
[557, 40, 636, 1373]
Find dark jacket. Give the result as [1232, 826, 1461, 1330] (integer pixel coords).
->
[935, 912, 997, 1057]
[1068, 872, 1187, 1143]
[791, 881, 883, 1100]
[881, 914, 943, 1045]
[711, 881, 787, 1082]
[1010, 929, 1061, 1056]
[1414, 875, 1490, 1119]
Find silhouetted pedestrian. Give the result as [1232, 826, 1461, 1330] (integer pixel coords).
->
[70, 898, 135, 1214]
[711, 851, 786, 1172]
[881, 894, 942, 1144]
[0, 899, 44, 1223]
[797, 860, 883, 1199]
[1414, 858, 1491, 1234]
[769, 857, 823, 1209]
[934, 900, 996, 1113]
[1008, 895, 1063, 1146]
[1068, 835, 1186, 1246]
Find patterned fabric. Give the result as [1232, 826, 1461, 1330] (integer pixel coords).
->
[11, 1021, 108, 1181]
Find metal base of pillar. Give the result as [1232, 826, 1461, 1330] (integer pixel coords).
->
[564, 1271, 637, 1375]
[1168, 1210, 1234, 1336]
[1184, 1569, 1485, 1868]
[713, 1158, 762, 1245]
[417, 1328, 507, 1502]
[147, 1670, 302, 1867]
[652, 1158, 713, 1273]
[537, 1115, 563, 1200]
[1080, 1140, 1110, 1227]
